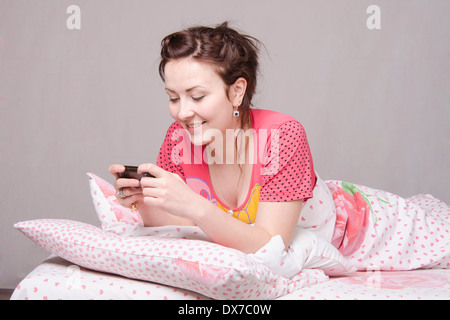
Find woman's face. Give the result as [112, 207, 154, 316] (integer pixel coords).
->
[164, 58, 243, 146]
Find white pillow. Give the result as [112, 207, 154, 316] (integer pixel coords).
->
[14, 219, 328, 300]
[86, 172, 144, 235]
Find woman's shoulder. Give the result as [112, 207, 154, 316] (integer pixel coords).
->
[162, 121, 184, 138]
[167, 120, 183, 131]
[251, 108, 300, 129]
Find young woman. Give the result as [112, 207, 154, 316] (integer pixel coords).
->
[109, 22, 318, 256]
[109, 22, 450, 276]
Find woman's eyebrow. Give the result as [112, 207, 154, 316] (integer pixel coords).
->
[165, 86, 206, 93]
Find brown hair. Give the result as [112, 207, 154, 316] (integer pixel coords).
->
[159, 22, 261, 128]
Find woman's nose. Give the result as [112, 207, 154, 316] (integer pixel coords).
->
[177, 99, 195, 121]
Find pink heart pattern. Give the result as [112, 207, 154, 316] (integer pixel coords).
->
[14, 219, 328, 300]
[13, 173, 450, 300]
[11, 255, 211, 300]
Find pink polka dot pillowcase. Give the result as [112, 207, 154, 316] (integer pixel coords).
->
[16, 219, 322, 299]
[14, 173, 329, 300]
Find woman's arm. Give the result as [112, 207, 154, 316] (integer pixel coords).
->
[139, 163, 302, 254]
[193, 199, 302, 254]
[138, 203, 197, 227]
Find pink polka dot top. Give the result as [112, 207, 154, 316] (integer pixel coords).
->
[157, 108, 316, 224]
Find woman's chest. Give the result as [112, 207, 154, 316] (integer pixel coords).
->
[210, 163, 253, 209]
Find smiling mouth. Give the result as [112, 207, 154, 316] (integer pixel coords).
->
[186, 121, 206, 129]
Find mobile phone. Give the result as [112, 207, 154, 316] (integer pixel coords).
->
[118, 165, 155, 180]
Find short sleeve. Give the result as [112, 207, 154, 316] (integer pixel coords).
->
[259, 121, 315, 202]
[156, 122, 185, 180]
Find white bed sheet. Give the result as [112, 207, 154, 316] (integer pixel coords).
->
[279, 269, 450, 300]
[11, 255, 209, 300]
[11, 255, 450, 300]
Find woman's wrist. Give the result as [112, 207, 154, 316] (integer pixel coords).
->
[187, 195, 216, 225]
[138, 201, 195, 227]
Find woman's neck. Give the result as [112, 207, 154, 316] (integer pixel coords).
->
[205, 120, 252, 166]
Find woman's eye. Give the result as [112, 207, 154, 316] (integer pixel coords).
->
[192, 96, 205, 102]
[169, 98, 180, 103]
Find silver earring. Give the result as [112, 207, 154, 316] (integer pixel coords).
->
[233, 107, 239, 117]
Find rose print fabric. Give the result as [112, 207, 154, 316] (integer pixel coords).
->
[327, 181, 450, 271]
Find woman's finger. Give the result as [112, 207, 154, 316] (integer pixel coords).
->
[108, 164, 125, 178]
[141, 185, 163, 199]
[116, 186, 142, 198]
[114, 178, 141, 190]
[140, 176, 158, 188]
[138, 163, 166, 178]
[120, 194, 143, 208]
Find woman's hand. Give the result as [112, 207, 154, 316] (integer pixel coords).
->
[138, 163, 207, 221]
[108, 164, 144, 209]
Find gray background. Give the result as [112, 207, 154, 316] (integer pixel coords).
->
[1, 0, 448, 289]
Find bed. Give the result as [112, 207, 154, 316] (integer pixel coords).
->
[11, 255, 450, 300]
[11, 173, 450, 300]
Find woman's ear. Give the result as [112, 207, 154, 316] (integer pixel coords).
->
[229, 77, 247, 106]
